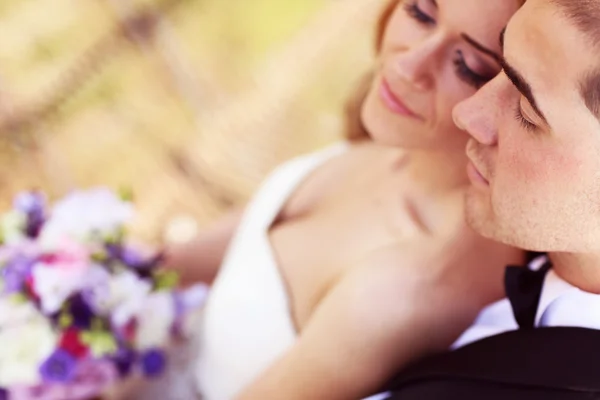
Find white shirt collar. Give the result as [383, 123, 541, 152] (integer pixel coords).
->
[453, 255, 600, 349]
[537, 269, 600, 329]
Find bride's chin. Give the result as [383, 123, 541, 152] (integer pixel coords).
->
[361, 100, 421, 148]
[365, 121, 416, 148]
[361, 113, 398, 147]
[368, 130, 403, 147]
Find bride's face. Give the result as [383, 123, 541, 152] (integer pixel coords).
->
[361, 0, 521, 151]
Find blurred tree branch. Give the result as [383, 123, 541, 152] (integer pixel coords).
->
[0, 0, 200, 137]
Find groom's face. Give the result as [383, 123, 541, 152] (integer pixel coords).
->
[453, 0, 600, 252]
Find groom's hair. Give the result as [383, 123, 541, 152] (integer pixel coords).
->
[553, 1, 600, 44]
[552, 0, 600, 117]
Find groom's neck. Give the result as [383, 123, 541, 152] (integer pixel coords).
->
[550, 252, 600, 294]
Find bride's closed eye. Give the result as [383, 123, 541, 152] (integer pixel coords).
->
[404, 1, 435, 25]
[404, 1, 496, 90]
[453, 51, 495, 89]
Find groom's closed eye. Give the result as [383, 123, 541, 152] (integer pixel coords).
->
[501, 61, 547, 126]
[498, 28, 548, 126]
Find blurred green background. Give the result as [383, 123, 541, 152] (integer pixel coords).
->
[0, 0, 385, 241]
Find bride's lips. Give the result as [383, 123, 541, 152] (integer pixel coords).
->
[379, 79, 423, 120]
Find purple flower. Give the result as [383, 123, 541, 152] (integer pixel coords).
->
[105, 243, 163, 278]
[14, 192, 46, 238]
[172, 292, 186, 318]
[39, 349, 76, 383]
[170, 293, 187, 338]
[14, 192, 46, 216]
[111, 345, 136, 378]
[25, 211, 45, 239]
[65, 294, 95, 329]
[140, 349, 166, 377]
[104, 243, 122, 261]
[170, 285, 208, 338]
[0, 387, 6, 400]
[2, 255, 34, 293]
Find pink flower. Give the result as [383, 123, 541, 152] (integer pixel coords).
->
[10, 359, 118, 400]
[59, 328, 89, 359]
[31, 239, 91, 314]
[39, 238, 89, 271]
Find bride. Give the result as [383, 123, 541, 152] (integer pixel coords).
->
[167, 1, 524, 399]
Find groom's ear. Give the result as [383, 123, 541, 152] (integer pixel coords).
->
[580, 70, 600, 119]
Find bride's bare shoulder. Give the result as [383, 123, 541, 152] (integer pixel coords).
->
[335, 245, 477, 350]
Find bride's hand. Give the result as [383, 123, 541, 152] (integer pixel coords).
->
[161, 208, 244, 286]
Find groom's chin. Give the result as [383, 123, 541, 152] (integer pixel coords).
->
[464, 191, 550, 253]
[464, 189, 502, 242]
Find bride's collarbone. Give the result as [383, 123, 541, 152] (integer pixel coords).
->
[279, 146, 409, 223]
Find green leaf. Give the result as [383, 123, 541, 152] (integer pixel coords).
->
[81, 330, 118, 357]
[59, 313, 73, 329]
[153, 269, 179, 290]
[118, 187, 134, 202]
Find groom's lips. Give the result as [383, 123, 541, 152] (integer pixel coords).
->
[467, 161, 489, 187]
[466, 142, 490, 187]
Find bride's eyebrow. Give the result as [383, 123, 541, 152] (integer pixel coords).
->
[460, 34, 501, 64]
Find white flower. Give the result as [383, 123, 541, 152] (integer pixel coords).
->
[0, 298, 39, 329]
[31, 264, 87, 314]
[106, 271, 152, 327]
[79, 265, 113, 314]
[0, 302, 57, 386]
[39, 188, 134, 248]
[134, 292, 175, 350]
[1, 210, 27, 245]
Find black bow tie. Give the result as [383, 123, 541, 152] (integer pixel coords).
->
[505, 259, 552, 329]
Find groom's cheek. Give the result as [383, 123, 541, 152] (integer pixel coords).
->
[502, 139, 568, 188]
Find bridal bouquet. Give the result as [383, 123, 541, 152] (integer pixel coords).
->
[0, 188, 207, 399]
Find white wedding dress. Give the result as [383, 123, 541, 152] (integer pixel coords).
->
[131, 143, 348, 400]
[196, 143, 348, 399]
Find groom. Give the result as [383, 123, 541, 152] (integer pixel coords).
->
[380, 0, 600, 398]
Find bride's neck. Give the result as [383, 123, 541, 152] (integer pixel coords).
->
[403, 148, 470, 196]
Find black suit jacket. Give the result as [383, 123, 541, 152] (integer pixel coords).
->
[385, 327, 600, 399]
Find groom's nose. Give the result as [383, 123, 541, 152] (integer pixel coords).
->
[453, 77, 501, 146]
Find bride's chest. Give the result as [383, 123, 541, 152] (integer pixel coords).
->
[268, 179, 428, 330]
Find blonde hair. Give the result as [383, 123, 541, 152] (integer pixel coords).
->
[344, 0, 400, 141]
